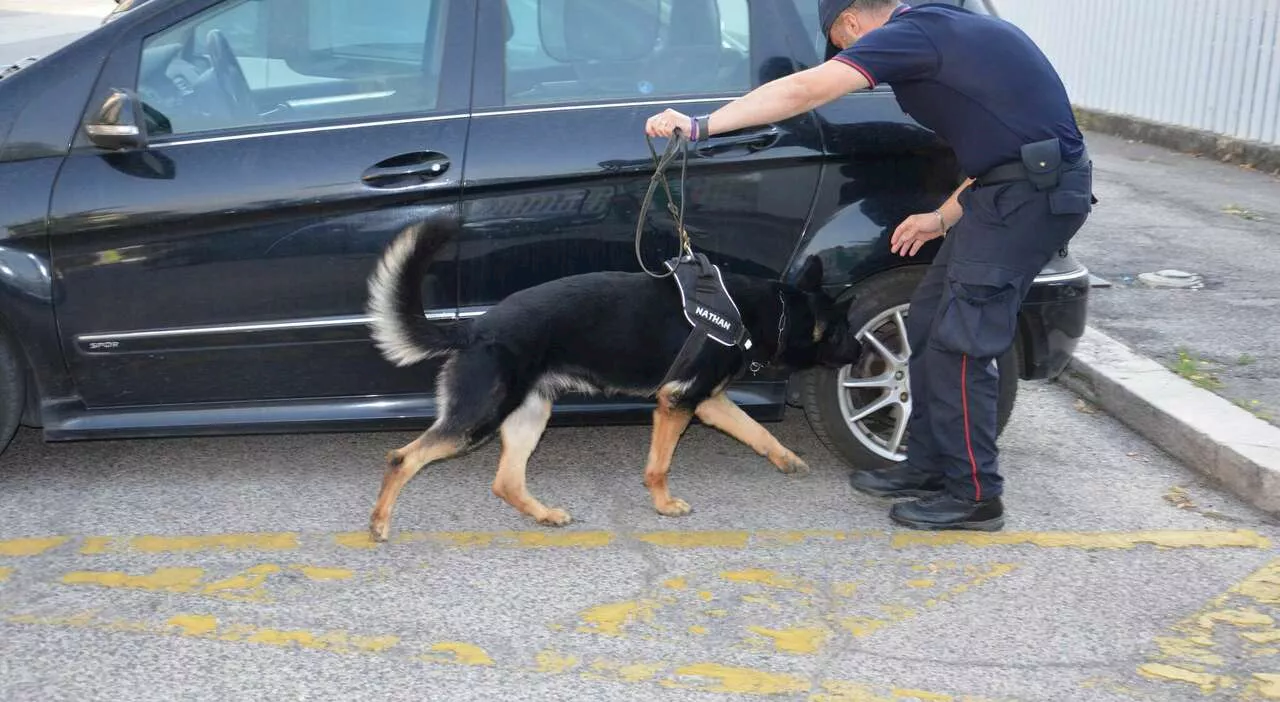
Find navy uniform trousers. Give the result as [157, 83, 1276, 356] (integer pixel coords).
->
[904, 156, 1093, 502]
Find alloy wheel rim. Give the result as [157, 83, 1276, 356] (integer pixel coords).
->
[836, 303, 913, 462]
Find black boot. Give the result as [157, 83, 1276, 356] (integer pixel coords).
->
[889, 493, 1005, 531]
[848, 463, 945, 498]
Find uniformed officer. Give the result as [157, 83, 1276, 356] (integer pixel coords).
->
[645, 0, 1093, 531]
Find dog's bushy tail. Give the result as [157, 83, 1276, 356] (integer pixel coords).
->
[366, 213, 468, 367]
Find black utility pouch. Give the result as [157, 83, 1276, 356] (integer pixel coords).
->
[1020, 137, 1062, 191]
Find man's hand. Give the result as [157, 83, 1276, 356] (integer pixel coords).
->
[890, 212, 946, 257]
[645, 109, 692, 139]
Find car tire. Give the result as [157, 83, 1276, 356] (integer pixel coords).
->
[0, 328, 23, 459]
[801, 265, 1018, 472]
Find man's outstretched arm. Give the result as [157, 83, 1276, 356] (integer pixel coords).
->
[644, 61, 872, 139]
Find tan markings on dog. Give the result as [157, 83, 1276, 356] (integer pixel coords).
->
[694, 393, 809, 475]
[645, 386, 695, 517]
[370, 433, 462, 542]
[491, 393, 570, 527]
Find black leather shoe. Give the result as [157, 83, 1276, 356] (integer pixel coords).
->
[889, 494, 1005, 531]
[848, 463, 945, 498]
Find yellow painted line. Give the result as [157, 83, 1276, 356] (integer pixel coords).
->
[0, 566, 12, 582]
[0, 536, 70, 557]
[746, 625, 830, 654]
[63, 567, 206, 593]
[5, 610, 402, 655]
[1251, 673, 1280, 700]
[838, 563, 1018, 640]
[336, 530, 614, 550]
[422, 642, 494, 666]
[636, 531, 753, 548]
[577, 598, 666, 637]
[296, 566, 353, 581]
[80, 532, 299, 555]
[669, 662, 809, 695]
[1130, 558, 1280, 695]
[1, 527, 1268, 558]
[58, 563, 361, 603]
[4, 607, 998, 700]
[890, 529, 1272, 550]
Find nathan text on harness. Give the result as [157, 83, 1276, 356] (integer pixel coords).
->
[634, 130, 755, 388]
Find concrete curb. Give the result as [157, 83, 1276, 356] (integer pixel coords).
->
[1057, 326, 1280, 516]
[1073, 106, 1280, 176]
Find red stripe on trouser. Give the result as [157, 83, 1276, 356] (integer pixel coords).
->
[961, 354, 981, 501]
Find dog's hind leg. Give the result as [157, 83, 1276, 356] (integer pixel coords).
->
[695, 392, 809, 475]
[643, 387, 695, 517]
[370, 430, 462, 542]
[491, 391, 569, 526]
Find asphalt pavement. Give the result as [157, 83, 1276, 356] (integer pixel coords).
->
[1073, 132, 1280, 428]
[3, 381, 1280, 701]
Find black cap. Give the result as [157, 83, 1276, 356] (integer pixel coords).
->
[819, 0, 854, 61]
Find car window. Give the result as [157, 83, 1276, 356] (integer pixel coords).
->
[503, 0, 751, 106]
[137, 0, 449, 137]
[789, 0, 825, 63]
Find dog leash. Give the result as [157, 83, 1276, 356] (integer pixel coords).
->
[634, 128, 695, 279]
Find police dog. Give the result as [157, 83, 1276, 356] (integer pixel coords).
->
[365, 213, 861, 541]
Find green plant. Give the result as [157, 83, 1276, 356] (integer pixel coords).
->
[1171, 347, 1223, 391]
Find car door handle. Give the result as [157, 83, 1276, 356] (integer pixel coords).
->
[695, 126, 782, 156]
[362, 151, 451, 188]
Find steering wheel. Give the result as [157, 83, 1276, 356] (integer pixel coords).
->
[204, 29, 256, 121]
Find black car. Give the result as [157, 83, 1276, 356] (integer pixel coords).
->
[0, 0, 1088, 470]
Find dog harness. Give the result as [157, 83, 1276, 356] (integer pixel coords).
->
[659, 252, 753, 388]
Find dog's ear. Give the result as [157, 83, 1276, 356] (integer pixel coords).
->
[795, 255, 824, 293]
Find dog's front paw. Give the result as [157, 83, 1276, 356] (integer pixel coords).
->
[657, 498, 692, 517]
[369, 519, 390, 543]
[537, 508, 573, 527]
[771, 450, 810, 476]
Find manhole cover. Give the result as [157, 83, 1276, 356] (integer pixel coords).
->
[1138, 269, 1204, 289]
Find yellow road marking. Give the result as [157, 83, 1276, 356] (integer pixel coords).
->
[746, 625, 830, 654]
[0, 536, 70, 556]
[838, 563, 1017, 640]
[890, 529, 1272, 550]
[422, 642, 494, 666]
[335, 530, 615, 549]
[577, 598, 665, 636]
[1121, 558, 1280, 695]
[59, 563, 360, 602]
[11, 527, 1261, 556]
[296, 566, 353, 581]
[1251, 673, 1280, 699]
[669, 662, 809, 695]
[63, 567, 205, 593]
[8, 610, 400, 655]
[635, 531, 751, 548]
[720, 568, 815, 592]
[80, 533, 298, 555]
[0, 566, 12, 582]
[533, 650, 579, 673]
[1, 607, 1000, 700]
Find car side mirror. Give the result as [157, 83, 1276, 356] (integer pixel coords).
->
[84, 88, 148, 150]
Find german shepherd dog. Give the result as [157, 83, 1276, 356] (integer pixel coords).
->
[365, 213, 862, 541]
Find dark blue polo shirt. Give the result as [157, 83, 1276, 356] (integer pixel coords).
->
[833, 3, 1085, 178]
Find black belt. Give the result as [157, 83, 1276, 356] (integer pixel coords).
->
[974, 147, 1089, 187]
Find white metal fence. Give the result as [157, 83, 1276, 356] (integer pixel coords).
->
[992, 0, 1280, 147]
